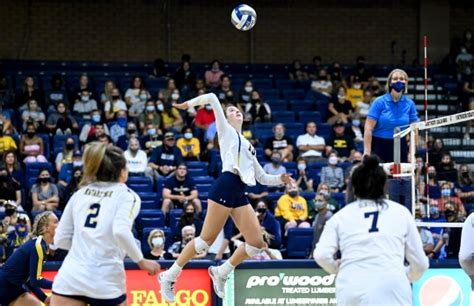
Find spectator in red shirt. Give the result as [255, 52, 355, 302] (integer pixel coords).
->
[194, 104, 216, 134]
[433, 182, 466, 218]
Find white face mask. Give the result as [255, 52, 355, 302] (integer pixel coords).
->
[140, 94, 148, 101]
[353, 83, 362, 89]
[329, 156, 338, 165]
[297, 164, 306, 171]
[81, 95, 89, 102]
[152, 237, 164, 247]
[157, 104, 164, 112]
[184, 132, 193, 140]
[337, 94, 345, 100]
[171, 93, 180, 100]
[244, 86, 253, 93]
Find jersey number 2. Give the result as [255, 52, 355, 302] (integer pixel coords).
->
[364, 211, 379, 233]
[84, 203, 101, 228]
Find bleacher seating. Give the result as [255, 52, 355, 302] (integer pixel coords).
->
[286, 228, 314, 258]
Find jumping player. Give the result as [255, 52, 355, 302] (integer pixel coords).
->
[159, 93, 294, 302]
[459, 212, 474, 305]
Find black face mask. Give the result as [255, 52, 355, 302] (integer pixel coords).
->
[66, 143, 74, 150]
[112, 95, 120, 100]
[39, 177, 51, 183]
[0, 129, 3, 137]
[27, 132, 35, 138]
[127, 129, 137, 135]
[371, 85, 378, 91]
[462, 172, 469, 178]
[185, 212, 194, 218]
[5, 208, 16, 216]
[289, 191, 298, 197]
[445, 210, 456, 218]
[319, 75, 328, 81]
[251, 98, 260, 104]
[0, 174, 8, 182]
[428, 173, 436, 179]
[256, 208, 267, 214]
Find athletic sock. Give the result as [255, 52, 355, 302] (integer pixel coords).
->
[166, 263, 183, 280]
[217, 261, 235, 278]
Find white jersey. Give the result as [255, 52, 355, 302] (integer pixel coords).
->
[187, 93, 282, 187]
[459, 213, 474, 275]
[314, 199, 429, 306]
[53, 182, 142, 299]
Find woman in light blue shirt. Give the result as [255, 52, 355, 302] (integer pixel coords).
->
[363, 69, 419, 162]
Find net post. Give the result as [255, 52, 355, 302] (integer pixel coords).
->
[393, 127, 401, 175]
[410, 125, 417, 218]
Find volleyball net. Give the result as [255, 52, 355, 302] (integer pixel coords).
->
[392, 109, 474, 229]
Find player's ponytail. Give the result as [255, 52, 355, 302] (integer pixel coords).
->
[28, 211, 54, 241]
[351, 154, 386, 202]
[80, 142, 126, 186]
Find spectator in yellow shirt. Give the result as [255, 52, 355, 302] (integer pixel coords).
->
[346, 76, 364, 108]
[176, 127, 200, 161]
[275, 185, 311, 236]
[0, 121, 17, 156]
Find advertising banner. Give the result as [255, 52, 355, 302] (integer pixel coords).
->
[413, 269, 472, 306]
[226, 268, 337, 306]
[43, 269, 212, 306]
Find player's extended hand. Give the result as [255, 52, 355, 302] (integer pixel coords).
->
[138, 259, 161, 276]
[172, 101, 189, 110]
[280, 173, 294, 186]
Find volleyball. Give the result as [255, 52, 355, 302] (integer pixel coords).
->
[231, 4, 257, 31]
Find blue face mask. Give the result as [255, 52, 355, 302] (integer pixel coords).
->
[441, 189, 451, 197]
[146, 105, 155, 112]
[391, 81, 406, 93]
[92, 114, 101, 123]
[148, 128, 156, 136]
[117, 117, 127, 128]
[429, 206, 439, 215]
[352, 119, 360, 127]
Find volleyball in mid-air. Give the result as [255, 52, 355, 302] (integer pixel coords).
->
[231, 4, 257, 31]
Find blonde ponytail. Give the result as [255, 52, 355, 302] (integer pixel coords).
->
[28, 211, 54, 241]
[80, 142, 107, 186]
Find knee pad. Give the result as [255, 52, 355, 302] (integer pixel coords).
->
[194, 236, 210, 254]
[245, 243, 262, 257]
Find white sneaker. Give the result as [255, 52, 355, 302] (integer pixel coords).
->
[208, 266, 227, 299]
[158, 273, 176, 303]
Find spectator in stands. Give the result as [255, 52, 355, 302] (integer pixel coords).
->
[97, 134, 112, 146]
[125, 76, 151, 109]
[60, 166, 82, 206]
[45, 101, 79, 135]
[321, 152, 345, 192]
[2, 151, 23, 184]
[255, 200, 281, 249]
[289, 59, 308, 81]
[19, 121, 47, 163]
[327, 86, 354, 125]
[355, 89, 373, 122]
[205, 219, 234, 260]
[145, 229, 171, 260]
[347, 114, 364, 144]
[416, 220, 435, 256]
[15, 76, 43, 110]
[1, 200, 30, 244]
[169, 225, 207, 259]
[83, 121, 111, 144]
[124, 137, 147, 176]
[187, 78, 206, 100]
[246, 183, 269, 207]
[117, 122, 138, 151]
[329, 62, 346, 91]
[275, 185, 310, 236]
[147, 131, 183, 180]
[162, 163, 201, 213]
[109, 110, 127, 143]
[428, 138, 448, 169]
[0, 111, 15, 136]
[309, 193, 334, 257]
[263, 151, 286, 192]
[161, 100, 184, 132]
[296, 121, 326, 163]
[31, 168, 59, 213]
[368, 79, 384, 97]
[100, 80, 116, 106]
[104, 88, 127, 121]
[214, 75, 233, 102]
[177, 126, 200, 161]
[140, 122, 163, 155]
[363, 69, 418, 163]
[175, 61, 196, 93]
[0, 74, 15, 108]
[179, 202, 203, 235]
[159, 79, 178, 102]
[455, 164, 474, 206]
[239, 80, 254, 104]
[204, 59, 225, 88]
[0, 121, 17, 155]
[326, 120, 356, 160]
[309, 69, 333, 98]
[57, 149, 82, 187]
[440, 201, 464, 259]
[456, 46, 473, 80]
[309, 55, 323, 79]
[461, 74, 474, 139]
[21, 99, 45, 131]
[344, 151, 363, 181]
[311, 183, 339, 218]
[346, 75, 364, 108]
[437, 152, 458, 182]
[231, 228, 283, 260]
[73, 89, 98, 120]
[79, 111, 110, 144]
[350, 56, 372, 86]
[138, 100, 162, 135]
[194, 102, 216, 136]
[150, 58, 168, 78]
[45, 74, 68, 111]
[295, 157, 314, 192]
[0, 165, 22, 209]
[241, 113, 258, 146]
[434, 182, 466, 218]
[71, 73, 94, 103]
[55, 136, 76, 172]
[245, 90, 271, 123]
[264, 123, 294, 162]
[420, 166, 442, 200]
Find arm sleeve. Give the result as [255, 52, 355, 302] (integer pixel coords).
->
[186, 93, 230, 137]
[409, 101, 420, 123]
[367, 99, 383, 121]
[404, 215, 429, 282]
[25, 282, 48, 303]
[254, 155, 284, 186]
[54, 194, 75, 250]
[29, 239, 53, 289]
[313, 217, 340, 274]
[112, 190, 144, 263]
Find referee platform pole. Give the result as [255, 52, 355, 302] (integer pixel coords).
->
[388, 127, 412, 211]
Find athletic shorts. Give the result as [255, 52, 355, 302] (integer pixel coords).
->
[0, 274, 26, 306]
[208, 171, 249, 208]
[52, 292, 126, 306]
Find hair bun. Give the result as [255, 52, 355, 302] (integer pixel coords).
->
[363, 155, 381, 170]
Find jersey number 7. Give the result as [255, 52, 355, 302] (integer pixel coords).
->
[84, 203, 101, 228]
[364, 211, 379, 233]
